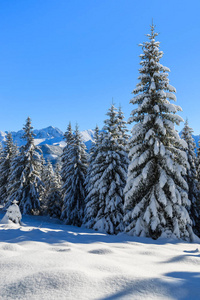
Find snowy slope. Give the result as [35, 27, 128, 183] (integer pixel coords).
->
[0, 211, 200, 300]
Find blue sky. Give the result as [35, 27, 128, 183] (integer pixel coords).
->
[0, 0, 199, 134]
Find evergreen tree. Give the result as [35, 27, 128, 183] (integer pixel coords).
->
[85, 105, 129, 234]
[61, 122, 74, 183]
[7, 117, 44, 214]
[40, 152, 46, 183]
[44, 160, 54, 193]
[0, 142, 4, 165]
[38, 152, 48, 214]
[0, 133, 17, 205]
[197, 138, 200, 189]
[41, 159, 54, 213]
[47, 163, 62, 218]
[54, 161, 62, 188]
[124, 24, 194, 241]
[84, 125, 101, 227]
[118, 106, 129, 149]
[61, 124, 87, 226]
[0, 142, 4, 204]
[181, 120, 200, 236]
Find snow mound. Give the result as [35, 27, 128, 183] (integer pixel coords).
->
[88, 248, 113, 255]
[0, 212, 200, 299]
[0, 218, 20, 229]
[51, 247, 71, 252]
[0, 243, 23, 252]
[1, 270, 94, 300]
[88, 249, 112, 255]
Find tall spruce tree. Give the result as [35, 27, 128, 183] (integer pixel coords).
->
[124, 24, 194, 241]
[7, 117, 44, 214]
[84, 125, 101, 227]
[0, 133, 17, 205]
[61, 122, 74, 184]
[197, 139, 200, 190]
[54, 161, 62, 188]
[47, 163, 62, 219]
[118, 106, 129, 149]
[181, 120, 200, 236]
[41, 159, 54, 214]
[0, 142, 4, 165]
[0, 142, 4, 202]
[61, 124, 87, 226]
[39, 152, 46, 213]
[85, 105, 129, 234]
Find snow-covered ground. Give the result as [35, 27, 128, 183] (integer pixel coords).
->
[0, 211, 200, 300]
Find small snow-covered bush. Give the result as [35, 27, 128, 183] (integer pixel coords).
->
[2, 200, 22, 224]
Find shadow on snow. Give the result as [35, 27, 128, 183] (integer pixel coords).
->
[100, 271, 200, 300]
[0, 212, 198, 247]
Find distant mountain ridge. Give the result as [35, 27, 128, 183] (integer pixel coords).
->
[0, 126, 96, 163]
[0, 126, 199, 163]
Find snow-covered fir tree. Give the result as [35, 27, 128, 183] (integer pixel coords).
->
[47, 163, 62, 219]
[85, 104, 129, 234]
[0, 133, 17, 205]
[40, 159, 54, 214]
[39, 152, 46, 213]
[0, 142, 4, 204]
[181, 120, 200, 236]
[40, 152, 46, 183]
[197, 139, 200, 190]
[84, 125, 101, 227]
[0, 142, 4, 165]
[61, 124, 87, 226]
[124, 24, 194, 241]
[0, 142, 3, 158]
[61, 122, 74, 183]
[43, 159, 54, 193]
[54, 161, 62, 188]
[7, 117, 44, 214]
[118, 106, 129, 150]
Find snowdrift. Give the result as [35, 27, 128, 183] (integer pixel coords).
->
[0, 212, 200, 300]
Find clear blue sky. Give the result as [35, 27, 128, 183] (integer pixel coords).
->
[0, 0, 199, 134]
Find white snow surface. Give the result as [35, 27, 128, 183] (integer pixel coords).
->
[0, 211, 200, 300]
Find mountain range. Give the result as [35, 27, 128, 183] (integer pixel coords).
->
[0, 126, 96, 163]
[0, 126, 199, 163]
